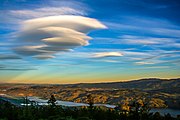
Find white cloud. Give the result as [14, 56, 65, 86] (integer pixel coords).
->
[135, 61, 156, 65]
[14, 15, 107, 59]
[92, 52, 123, 58]
[119, 35, 174, 45]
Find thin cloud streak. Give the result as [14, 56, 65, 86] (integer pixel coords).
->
[0, 68, 37, 71]
[0, 54, 22, 60]
[91, 52, 123, 58]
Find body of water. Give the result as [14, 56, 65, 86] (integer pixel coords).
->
[24, 96, 116, 108]
[150, 108, 180, 117]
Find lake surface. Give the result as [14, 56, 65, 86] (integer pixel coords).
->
[26, 97, 180, 117]
[150, 108, 180, 117]
[24, 96, 116, 108]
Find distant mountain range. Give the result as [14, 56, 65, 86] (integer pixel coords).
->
[68, 78, 180, 93]
[0, 78, 180, 109]
[1, 78, 179, 88]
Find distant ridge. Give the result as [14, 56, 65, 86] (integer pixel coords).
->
[67, 78, 180, 92]
[0, 78, 179, 92]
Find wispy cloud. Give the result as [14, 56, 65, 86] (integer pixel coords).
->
[9, 7, 86, 19]
[135, 59, 165, 65]
[135, 61, 156, 65]
[0, 0, 89, 24]
[105, 16, 180, 37]
[33, 55, 55, 60]
[118, 35, 175, 45]
[0, 65, 5, 68]
[137, 66, 170, 69]
[89, 59, 120, 63]
[0, 68, 37, 71]
[0, 63, 38, 71]
[0, 54, 22, 60]
[91, 52, 123, 58]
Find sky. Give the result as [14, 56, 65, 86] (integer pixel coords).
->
[0, 0, 180, 84]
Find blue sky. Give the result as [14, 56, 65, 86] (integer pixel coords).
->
[0, 0, 180, 83]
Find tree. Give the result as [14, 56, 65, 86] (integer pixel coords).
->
[87, 94, 94, 110]
[48, 94, 56, 107]
[24, 96, 29, 106]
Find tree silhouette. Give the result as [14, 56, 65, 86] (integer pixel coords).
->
[47, 94, 56, 107]
[87, 94, 94, 110]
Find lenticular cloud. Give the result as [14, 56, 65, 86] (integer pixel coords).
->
[14, 15, 107, 59]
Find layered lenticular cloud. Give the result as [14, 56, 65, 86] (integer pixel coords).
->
[14, 15, 107, 59]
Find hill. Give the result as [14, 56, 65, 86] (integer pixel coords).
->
[0, 78, 180, 109]
[71, 78, 180, 92]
